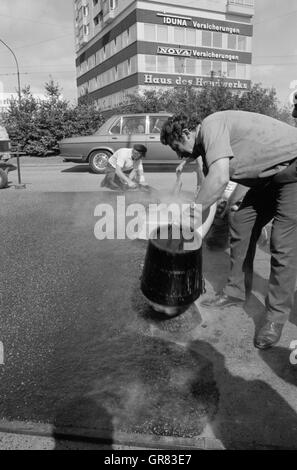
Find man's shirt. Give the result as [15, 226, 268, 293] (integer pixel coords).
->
[0, 125, 9, 140]
[194, 110, 297, 186]
[108, 148, 145, 183]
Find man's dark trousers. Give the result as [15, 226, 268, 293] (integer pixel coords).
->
[101, 163, 129, 190]
[224, 159, 297, 324]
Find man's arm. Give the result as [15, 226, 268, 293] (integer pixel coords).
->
[115, 165, 136, 187]
[130, 160, 146, 184]
[195, 158, 230, 210]
[176, 156, 196, 174]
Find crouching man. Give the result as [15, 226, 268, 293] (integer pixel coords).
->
[160, 111, 297, 350]
[101, 144, 147, 190]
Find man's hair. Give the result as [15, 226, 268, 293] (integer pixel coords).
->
[133, 144, 147, 156]
[160, 113, 201, 147]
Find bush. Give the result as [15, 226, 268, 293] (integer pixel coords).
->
[1, 79, 295, 156]
[0, 80, 105, 156]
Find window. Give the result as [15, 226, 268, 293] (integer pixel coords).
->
[105, 42, 111, 59]
[186, 29, 196, 46]
[237, 63, 246, 79]
[122, 117, 146, 135]
[83, 24, 89, 36]
[157, 56, 168, 73]
[174, 27, 185, 44]
[87, 55, 95, 70]
[174, 57, 186, 74]
[185, 58, 196, 75]
[157, 25, 168, 43]
[83, 5, 89, 16]
[149, 116, 169, 134]
[129, 55, 137, 74]
[238, 35, 247, 51]
[213, 32, 222, 48]
[201, 60, 211, 76]
[94, 12, 103, 26]
[110, 118, 121, 135]
[128, 24, 137, 43]
[89, 78, 97, 92]
[93, 0, 99, 5]
[117, 60, 128, 79]
[122, 30, 128, 48]
[211, 61, 222, 76]
[227, 62, 236, 78]
[110, 0, 118, 9]
[110, 39, 116, 56]
[97, 47, 105, 63]
[227, 34, 237, 50]
[202, 31, 212, 47]
[144, 24, 156, 41]
[145, 55, 156, 72]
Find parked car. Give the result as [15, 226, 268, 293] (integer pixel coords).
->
[0, 127, 10, 189]
[58, 113, 179, 174]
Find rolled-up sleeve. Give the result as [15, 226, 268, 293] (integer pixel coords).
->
[201, 118, 234, 168]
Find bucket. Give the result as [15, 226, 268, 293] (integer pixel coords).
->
[0, 140, 10, 153]
[141, 224, 203, 316]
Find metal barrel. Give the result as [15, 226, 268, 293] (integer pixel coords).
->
[141, 224, 203, 311]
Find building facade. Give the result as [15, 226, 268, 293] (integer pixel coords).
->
[73, 0, 255, 111]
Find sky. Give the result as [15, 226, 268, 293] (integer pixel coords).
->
[0, 0, 296, 105]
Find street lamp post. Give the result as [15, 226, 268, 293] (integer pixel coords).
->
[0, 38, 21, 104]
[0, 38, 26, 189]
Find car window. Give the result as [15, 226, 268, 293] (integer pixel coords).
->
[149, 116, 170, 134]
[109, 118, 121, 135]
[122, 117, 146, 135]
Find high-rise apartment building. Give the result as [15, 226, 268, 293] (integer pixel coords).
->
[73, 0, 254, 111]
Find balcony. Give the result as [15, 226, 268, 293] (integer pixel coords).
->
[103, 9, 116, 24]
[226, 0, 255, 16]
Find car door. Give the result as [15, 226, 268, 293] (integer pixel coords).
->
[145, 115, 178, 165]
[108, 115, 148, 152]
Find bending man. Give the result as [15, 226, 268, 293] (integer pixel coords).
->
[160, 111, 297, 350]
[101, 144, 147, 190]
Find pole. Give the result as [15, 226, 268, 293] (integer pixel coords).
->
[0, 38, 21, 103]
[17, 153, 21, 184]
[0, 38, 25, 188]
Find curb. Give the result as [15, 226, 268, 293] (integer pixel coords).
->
[0, 420, 294, 450]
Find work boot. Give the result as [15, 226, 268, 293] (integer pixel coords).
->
[254, 320, 284, 350]
[200, 291, 244, 308]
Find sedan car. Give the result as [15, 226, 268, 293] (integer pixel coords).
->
[58, 113, 179, 174]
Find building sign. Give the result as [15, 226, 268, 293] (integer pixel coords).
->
[157, 46, 239, 62]
[157, 13, 241, 34]
[143, 73, 249, 90]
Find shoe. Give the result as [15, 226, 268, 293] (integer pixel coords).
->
[200, 292, 244, 308]
[254, 321, 284, 350]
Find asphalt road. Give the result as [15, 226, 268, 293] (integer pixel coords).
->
[5, 156, 197, 192]
[1, 159, 297, 449]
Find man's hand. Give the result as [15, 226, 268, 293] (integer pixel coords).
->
[182, 202, 203, 230]
[176, 161, 186, 175]
[127, 180, 137, 189]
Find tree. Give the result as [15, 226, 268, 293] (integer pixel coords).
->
[0, 80, 105, 156]
[115, 81, 293, 124]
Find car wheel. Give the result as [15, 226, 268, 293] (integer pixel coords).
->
[0, 169, 8, 189]
[89, 150, 111, 174]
